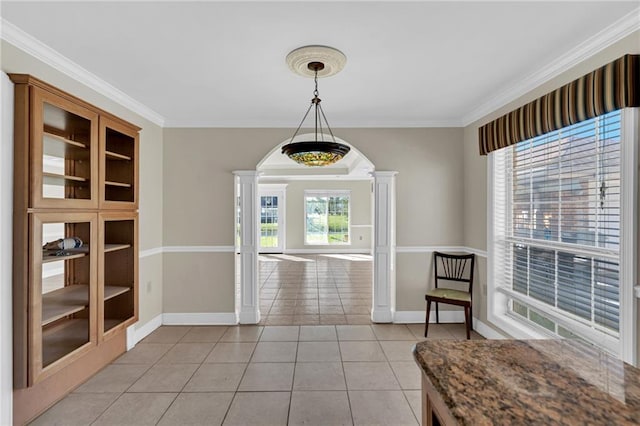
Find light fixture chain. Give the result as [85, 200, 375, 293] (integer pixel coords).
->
[314, 70, 319, 97]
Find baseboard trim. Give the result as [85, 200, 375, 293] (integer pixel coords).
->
[127, 314, 163, 350]
[238, 310, 261, 324]
[371, 308, 394, 323]
[394, 310, 465, 324]
[473, 318, 507, 339]
[163, 312, 238, 325]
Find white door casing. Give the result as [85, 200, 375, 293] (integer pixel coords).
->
[258, 184, 287, 253]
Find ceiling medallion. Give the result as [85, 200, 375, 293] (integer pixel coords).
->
[282, 46, 350, 167]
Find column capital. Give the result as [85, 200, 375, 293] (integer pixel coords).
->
[370, 171, 399, 180]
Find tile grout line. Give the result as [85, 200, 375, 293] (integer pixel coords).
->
[219, 326, 263, 425]
[335, 324, 357, 426]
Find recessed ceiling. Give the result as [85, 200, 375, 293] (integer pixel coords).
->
[1, 1, 638, 128]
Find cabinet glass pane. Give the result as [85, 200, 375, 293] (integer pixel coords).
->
[42, 103, 92, 200]
[41, 221, 91, 367]
[105, 128, 135, 202]
[104, 219, 135, 332]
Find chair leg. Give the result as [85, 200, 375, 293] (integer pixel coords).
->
[464, 305, 471, 340]
[435, 302, 439, 324]
[424, 301, 431, 338]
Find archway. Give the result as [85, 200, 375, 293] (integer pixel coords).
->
[234, 135, 397, 324]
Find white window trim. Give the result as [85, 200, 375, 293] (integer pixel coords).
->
[303, 190, 351, 246]
[487, 108, 638, 364]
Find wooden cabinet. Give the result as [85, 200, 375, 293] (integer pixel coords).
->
[100, 116, 139, 209]
[30, 212, 98, 383]
[99, 212, 138, 339]
[10, 74, 140, 424]
[30, 86, 99, 209]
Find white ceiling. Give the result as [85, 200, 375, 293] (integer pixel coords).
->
[1, 1, 638, 128]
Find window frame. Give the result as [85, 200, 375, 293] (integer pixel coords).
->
[303, 190, 351, 246]
[487, 108, 638, 363]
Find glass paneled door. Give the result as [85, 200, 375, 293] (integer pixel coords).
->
[259, 186, 286, 253]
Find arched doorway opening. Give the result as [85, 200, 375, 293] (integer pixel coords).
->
[234, 135, 397, 324]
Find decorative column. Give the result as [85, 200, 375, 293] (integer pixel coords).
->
[371, 171, 398, 323]
[233, 171, 260, 324]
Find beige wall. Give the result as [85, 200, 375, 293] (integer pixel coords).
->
[163, 253, 235, 313]
[163, 127, 465, 312]
[279, 180, 373, 251]
[462, 31, 640, 333]
[1, 41, 165, 327]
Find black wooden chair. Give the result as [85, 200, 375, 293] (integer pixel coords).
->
[424, 251, 475, 339]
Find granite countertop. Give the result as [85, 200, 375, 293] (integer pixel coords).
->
[413, 339, 640, 425]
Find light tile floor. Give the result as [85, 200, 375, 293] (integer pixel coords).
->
[31, 323, 481, 425]
[32, 255, 484, 425]
[258, 254, 373, 326]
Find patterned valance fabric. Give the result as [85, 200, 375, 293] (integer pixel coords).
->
[478, 54, 640, 155]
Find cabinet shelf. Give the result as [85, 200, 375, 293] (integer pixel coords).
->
[42, 249, 87, 264]
[43, 136, 89, 161]
[43, 173, 88, 186]
[42, 131, 87, 149]
[105, 150, 131, 161]
[104, 243, 131, 253]
[42, 285, 89, 326]
[105, 181, 131, 188]
[104, 285, 131, 300]
[41, 284, 131, 326]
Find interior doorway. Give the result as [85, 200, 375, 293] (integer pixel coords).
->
[258, 184, 287, 253]
[234, 135, 397, 325]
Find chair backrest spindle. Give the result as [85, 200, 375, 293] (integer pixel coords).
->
[433, 251, 475, 295]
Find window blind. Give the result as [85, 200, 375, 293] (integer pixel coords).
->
[493, 110, 622, 346]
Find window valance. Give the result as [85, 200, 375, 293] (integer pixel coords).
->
[478, 54, 639, 155]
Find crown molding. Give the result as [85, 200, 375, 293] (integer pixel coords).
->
[162, 118, 464, 128]
[461, 7, 640, 127]
[0, 18, 165, 127]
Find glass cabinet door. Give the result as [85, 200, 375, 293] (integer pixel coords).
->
[32, 87, 99, 209]
[30, 212, 97, 384]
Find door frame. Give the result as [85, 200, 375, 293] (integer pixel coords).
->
[234, 170, 397, 324]
[258, 184, 287, 253]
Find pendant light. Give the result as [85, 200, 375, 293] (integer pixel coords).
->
[282, 46, 350, 167]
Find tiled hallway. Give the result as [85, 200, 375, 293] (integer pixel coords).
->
[259, 254, 373, 326]
[31, 323, 476, 425]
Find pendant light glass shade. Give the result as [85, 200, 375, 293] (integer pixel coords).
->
[282, 141, 351, 167]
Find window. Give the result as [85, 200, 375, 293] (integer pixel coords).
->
[489, 109, 637, 359]
[260, 195, 279, 248]
[305, 191, 350, 245]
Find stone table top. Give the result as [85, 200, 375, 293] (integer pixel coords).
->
[413, 339, 640, 425]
